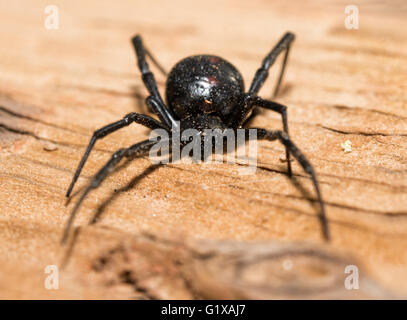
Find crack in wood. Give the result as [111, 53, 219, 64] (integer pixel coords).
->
[320, 125, 407, 137]
[0, 105, 82, 134]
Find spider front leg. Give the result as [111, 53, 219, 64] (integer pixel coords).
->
[66, 112, 165, 198]
[248, 128, 329, 240]
[227, 96, 292, 176]
[131, 35, 179, 129]
[62, 139, 158, 244]
[249, 32, 295, 97]
[252, 98, 292, 176]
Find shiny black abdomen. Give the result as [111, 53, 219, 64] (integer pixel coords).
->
[165, 55, 245, 120]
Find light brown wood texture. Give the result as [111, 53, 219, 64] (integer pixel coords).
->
[0, 0, 406, 299]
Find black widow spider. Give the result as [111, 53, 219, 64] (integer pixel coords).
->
[62, 32, 329, 243]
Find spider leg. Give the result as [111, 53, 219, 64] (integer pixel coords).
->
[248, 128, 329, 240]
[144, 47, 168, 76]
[248, 32, 295, 97]
[62, 139, 158, 244]
[241, 107, 262, 127]
[66, 112, 166, 198]
[131, 35, 179, 129]
[252, 98, 292, 176]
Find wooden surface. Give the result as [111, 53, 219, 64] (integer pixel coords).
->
[1, 0, 407, 299]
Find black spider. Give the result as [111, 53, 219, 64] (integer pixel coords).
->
[62, 32, 329, 243]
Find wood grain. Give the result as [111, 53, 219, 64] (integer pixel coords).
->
[0, 0, 406, 299]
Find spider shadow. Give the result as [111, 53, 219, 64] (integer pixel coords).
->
[257, 162, 324, 234]
[273, 82, 293, 98]
[60, 226, 81, 270]
[64, 162, 144, 207]
[261, 163, 319, 207]
[88, 159, 163, 226]
[61, 160, 161, 267]
[61, 160, 163, 264]
[235, 131, 321, 215]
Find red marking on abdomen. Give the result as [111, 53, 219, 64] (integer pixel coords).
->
[207, 76, 218, 85]
[208, 56, 220, 64]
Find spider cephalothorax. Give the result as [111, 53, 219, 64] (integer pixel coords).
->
[62, 32, 330, 243]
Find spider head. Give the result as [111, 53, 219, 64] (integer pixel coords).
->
[166, 55, 244, 121]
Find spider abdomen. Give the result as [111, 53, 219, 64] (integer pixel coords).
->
[165, 55, 245, 121]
